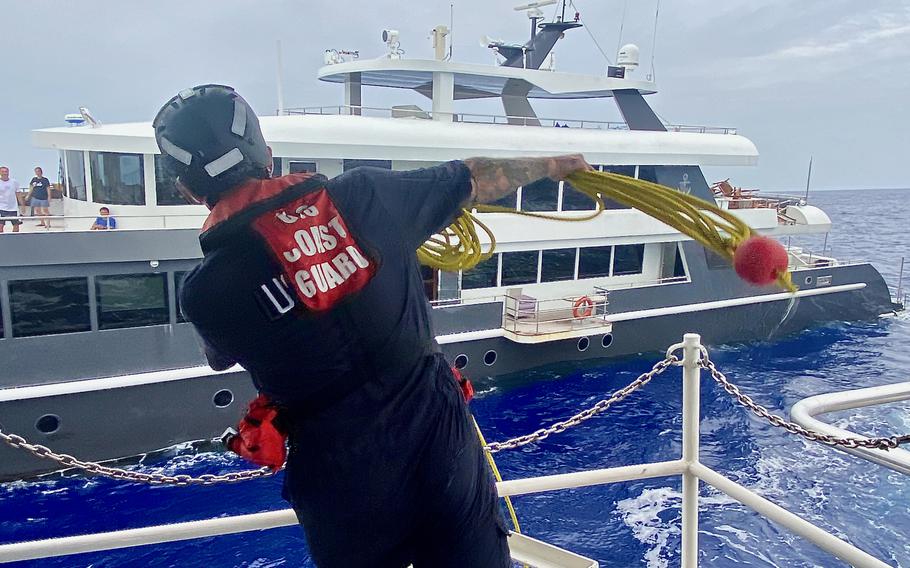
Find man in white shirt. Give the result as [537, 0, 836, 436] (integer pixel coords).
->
[0, 167, 22, 233]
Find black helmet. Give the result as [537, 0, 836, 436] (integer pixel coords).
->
[153, 84, 270, 202]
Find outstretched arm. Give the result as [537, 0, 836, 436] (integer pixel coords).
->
[463, 154, 592, 205]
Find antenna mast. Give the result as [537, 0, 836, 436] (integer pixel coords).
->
[804, 156, 813, 202]
[276, 40, 285, 115]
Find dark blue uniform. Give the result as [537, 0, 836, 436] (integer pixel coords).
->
[181, 162, 510, 567]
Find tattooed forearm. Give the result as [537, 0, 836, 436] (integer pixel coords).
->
[463, 157, 556, 205]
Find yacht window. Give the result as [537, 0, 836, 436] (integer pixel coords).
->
[9, 277, 91, 337]
[501, 251, 539, 286]
[462, 255, 499, 290]
[561, 181, 596, 211]
[637, 165, 659, 184]
[96, 274, 169, 330]
[64, 150, 87, 201]
[613, 244, 645, 275]
[272, 157, 282, 177]
[154, 156, 185, 206]
[174, 271, 189, 323]
[674, 244, 687, 278]
[520, 178, 558, 212]
[602, 165, 635, 178]
[704, 248, 729, 271]
[89, 152, 145, 205]
[541, 248, 576, 282]
[343, 159, 392, 172]
[489, 192, 517, 210]
[289, 161, 317, 174]
[578, 246, 613, 279]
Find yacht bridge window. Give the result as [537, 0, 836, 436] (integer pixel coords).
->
[520, 178, 558, 212]
[9, 277, 91, 337]
[501, 251, 539, 286]
[613, 244, 645, 276]
[89, 152, 145, 205]
[578, 246, 613, 279]
[540, 248, 576, 282]
[289, 161, 317, 174]
[95, 274, 169, 330]
[154, 156, 184, 206]
[64, 150, 87, 201]
[462, 255, 498, 290]
[343, 159, 392, 172]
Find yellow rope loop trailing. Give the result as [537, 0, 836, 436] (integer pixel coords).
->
[417, 170, 796, 292]
[472, 417, 522, 535]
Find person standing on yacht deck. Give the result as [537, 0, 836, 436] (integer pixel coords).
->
[0, 167, 22, 233]
[154, 84, 590, 568]
[27, 167, 52, 228]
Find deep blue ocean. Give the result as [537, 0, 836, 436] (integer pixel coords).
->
[1, 188, 908, 567]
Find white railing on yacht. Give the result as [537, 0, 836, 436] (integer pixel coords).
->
[0, 334, 892, 567]
[282, 105, 738, 134]
[791, 381, 910, 475]
[3, 213, 207, 232]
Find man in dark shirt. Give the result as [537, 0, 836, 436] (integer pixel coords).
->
[28, 167, 52, 228]
[154, 84, 589, 567]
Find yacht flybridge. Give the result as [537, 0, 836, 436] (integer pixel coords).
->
[0, 6, 900, 481]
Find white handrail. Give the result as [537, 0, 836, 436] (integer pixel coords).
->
[0, 334, 895, 567]
[791, 381, 910, 475]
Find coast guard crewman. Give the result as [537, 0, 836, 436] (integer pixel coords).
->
[154, 84, 589, 567]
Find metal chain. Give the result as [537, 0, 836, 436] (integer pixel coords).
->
[484, 354, 679, 453]
[698, 348, 910, 451]
[0, 430, 275, 485]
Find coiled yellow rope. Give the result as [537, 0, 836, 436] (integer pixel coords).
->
[417, 170, 796, 292]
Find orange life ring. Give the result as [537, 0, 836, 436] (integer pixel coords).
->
[572, 295, 594, 319]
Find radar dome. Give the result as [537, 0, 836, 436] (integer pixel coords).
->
[617, 43, 640, 70]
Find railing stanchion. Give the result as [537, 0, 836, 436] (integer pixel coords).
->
[681, 333, 701, 567]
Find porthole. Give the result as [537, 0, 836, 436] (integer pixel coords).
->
[601, 333, 613, 348]
[577, 336, 590, 352]
[35, 414, 60, 435]
[483, 350, 498, 366]
[454, 354, 469, 369]
[804, 276, 813, 285]
[213, 389, 234, 408]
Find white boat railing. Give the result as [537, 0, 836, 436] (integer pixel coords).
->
[791, 381, 910, 476]
[282, 105, 738, 134]
[0, 334, 894, 567]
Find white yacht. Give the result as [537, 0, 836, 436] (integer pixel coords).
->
[0, 8, 901, 481]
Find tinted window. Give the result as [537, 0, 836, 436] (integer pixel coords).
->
[489, 192, 517, 210]
[96, 274, 169, 330]
[613, 244, 645, 275]
[343, 159, 391, 172]
[674, 245, 687, 278]
[65, 150, 87, 201]
[154, 156, 185, 205]
[578, 246, 612, 279]
[520, 178, 558, 211]
[289, 161, 317, 174]
[602, 165, 635, 178]
[90, 152, 145, 205]
[638, 165, 658, 183]
[561, 181, 596, 211]
[462, 255, 499, 290]
[541, 248, 576, 282]
[501, 251, 539, 286]
[272, 157, 282, 177]
[10, 278, 91, 337]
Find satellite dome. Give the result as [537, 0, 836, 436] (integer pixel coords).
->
[617, 43, 640, 69]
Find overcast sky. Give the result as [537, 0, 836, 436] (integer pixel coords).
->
[2, 0, 908, 191]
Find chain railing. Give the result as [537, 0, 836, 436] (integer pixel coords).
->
[2, 344, 909, 485]
[0, 431, 275, 485]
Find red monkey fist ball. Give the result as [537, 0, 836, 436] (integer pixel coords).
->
[733, 236, 789, 286]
